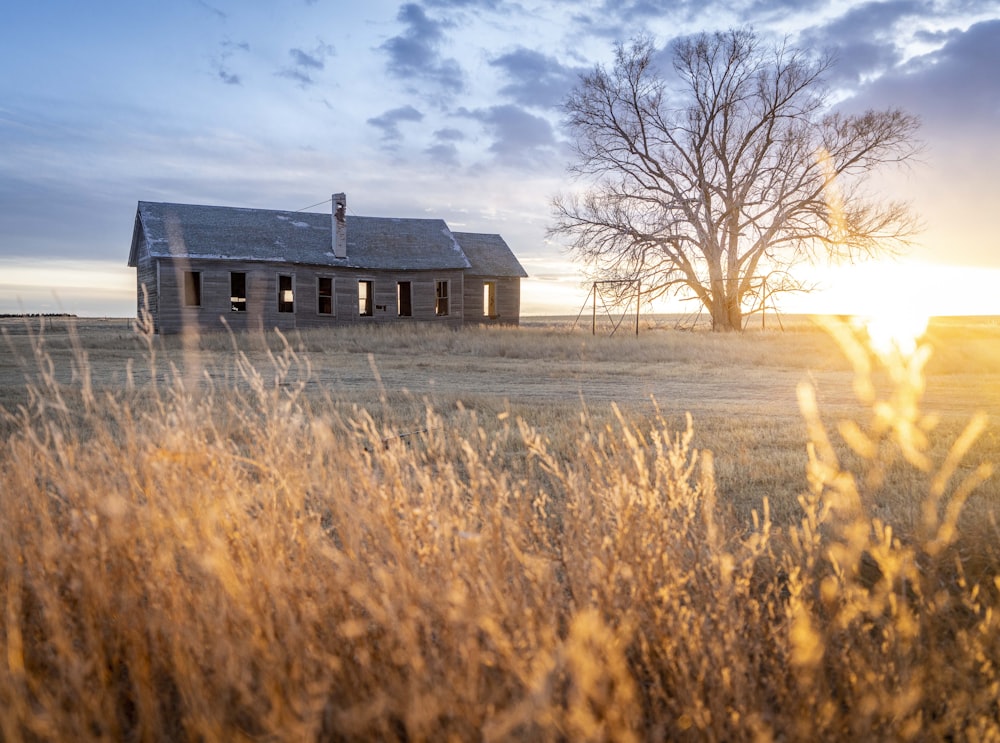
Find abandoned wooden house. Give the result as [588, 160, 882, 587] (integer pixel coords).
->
[127, 193, 527, 334]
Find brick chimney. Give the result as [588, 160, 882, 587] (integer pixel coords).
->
[332, 193, 347, 258]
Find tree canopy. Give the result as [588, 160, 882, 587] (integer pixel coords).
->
[551, 28, 921, 331]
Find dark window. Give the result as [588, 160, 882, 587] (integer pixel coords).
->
[183, 271, 201, 307]
[397, 281, 412, 317]
[278, 274, 294, 313]
[435, 280, 449, 316]
[231, 272, 247, 312]
[483, 281, 496, 317]
[318, 277, 333, 315]
[359, 280, 373, 316]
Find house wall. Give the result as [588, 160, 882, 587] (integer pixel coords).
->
[463, 276, 522, 326]
[133, 240, 159, 331]
[153, 259, 466, 334]
[318, 269, 467, 329]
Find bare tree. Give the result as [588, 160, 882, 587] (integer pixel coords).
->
[551, 29, 921, 331]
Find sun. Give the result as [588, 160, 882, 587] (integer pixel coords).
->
[862, 309, 930, 358]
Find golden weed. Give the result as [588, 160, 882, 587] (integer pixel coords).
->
[0, 318, 997, 740]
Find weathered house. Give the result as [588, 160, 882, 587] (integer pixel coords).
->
[127, 194, 527, 334]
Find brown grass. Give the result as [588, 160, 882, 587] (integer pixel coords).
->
[1, 315, 999, 740]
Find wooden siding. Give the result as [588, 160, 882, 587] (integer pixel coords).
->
[152, 260, 467, 333]
[463, 276, 521, 326]
[135, 253, 158, 330]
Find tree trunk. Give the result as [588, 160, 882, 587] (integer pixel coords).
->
[728, 288, 744, 331]
[708, 297, 741, 332]
[707, 277, 743, 332]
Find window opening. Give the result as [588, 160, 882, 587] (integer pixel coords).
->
[230, 272, 247, 312]
[435, 280, 449, 316]
[278, 274, 294, 313]
[318, 277, 333, 315]
[183, 271, 201, 307]
[359, 280, 373, 316]
[397, 281, 412, 317]
[483, 281, 496, 317]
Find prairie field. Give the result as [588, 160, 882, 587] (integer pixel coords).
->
[1, 314, 1000, 740]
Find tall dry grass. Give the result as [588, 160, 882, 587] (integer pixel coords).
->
[0, 317, 998, 740]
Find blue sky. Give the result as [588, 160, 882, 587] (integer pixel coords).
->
[1, 0, 999, 316]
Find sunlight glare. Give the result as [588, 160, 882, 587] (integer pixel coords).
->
[863, 308, 929, 358]
[781, 260, 1000, 320]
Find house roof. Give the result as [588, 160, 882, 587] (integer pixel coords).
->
[127, 201, 510, 272]
[453, 232, 528, 278]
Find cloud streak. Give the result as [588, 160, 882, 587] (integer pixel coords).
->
[797, 0, 925, 87]
[380, 3, 464, 95]
[421, 127, 465, 166]
[367, 105, 425, 142]
[490, 48, 588, 109]
[277, 39, 335, 88]
[458, 104, 563, 169]
[213, 39, 250, 86]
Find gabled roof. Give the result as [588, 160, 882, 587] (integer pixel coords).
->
[128, 201, 474, 271]
[454, 232, 528, 278]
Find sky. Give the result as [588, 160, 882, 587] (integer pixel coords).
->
[1, 0, 998, 319]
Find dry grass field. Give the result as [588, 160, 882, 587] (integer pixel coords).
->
[1, 313, 999, 740]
